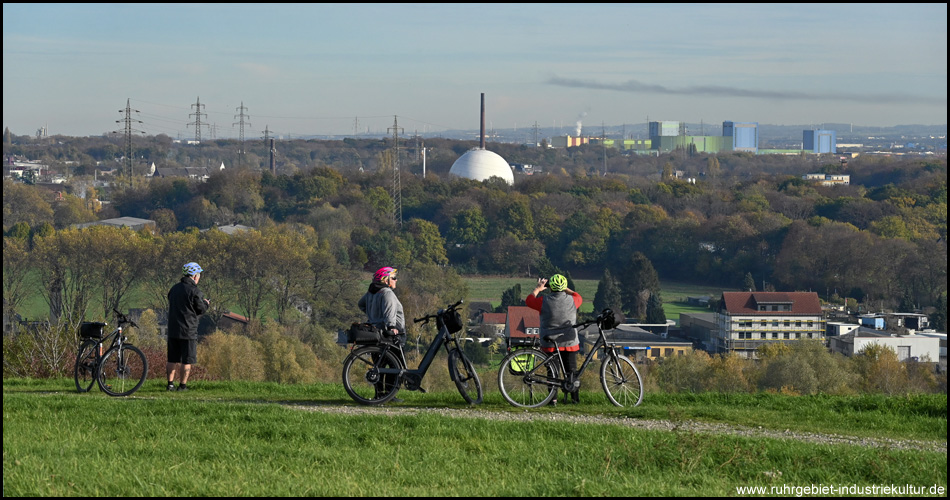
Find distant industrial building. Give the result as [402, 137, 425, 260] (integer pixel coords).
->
[803, 129, 837, 153]
[723, 121, 759, 153]
[449, 93, 514, 184]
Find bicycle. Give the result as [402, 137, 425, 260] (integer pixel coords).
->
[342, 300, 483, 405]
[497, 308, 643, 408]
[74, 309, 149, 397]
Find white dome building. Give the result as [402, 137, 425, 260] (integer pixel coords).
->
[449, 148, 514, 185]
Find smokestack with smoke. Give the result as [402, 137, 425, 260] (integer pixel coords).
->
[575, 111, 587, 136]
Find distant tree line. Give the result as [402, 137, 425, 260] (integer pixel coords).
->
[3, 134, 947, 328]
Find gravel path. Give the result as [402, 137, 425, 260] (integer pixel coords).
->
[284, 402, 947, 453]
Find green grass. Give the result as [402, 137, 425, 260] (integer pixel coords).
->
[4, 379, 946, 496]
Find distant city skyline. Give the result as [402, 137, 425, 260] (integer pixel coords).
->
[3, 3, 947, 139]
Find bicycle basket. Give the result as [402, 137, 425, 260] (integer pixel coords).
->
[347, 322, 381, 345]
[440, 309, 464, 334]
[79, 322, 107, 339]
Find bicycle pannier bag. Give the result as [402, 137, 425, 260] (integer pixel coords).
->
[79, 322, 107, 339]
[347, 322, 381, 345]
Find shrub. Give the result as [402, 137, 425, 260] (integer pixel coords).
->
[3, 322, 73, 378]
[201, 331, 266, 381]
[257, 321, 320, 384]
[654, 350, 711, 393]
[706, 353, 752, 393]
[851, 344, 909, 395]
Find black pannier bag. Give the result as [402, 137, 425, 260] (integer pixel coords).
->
[347, 322, 382, 345]
[440, 309, 464, 334]
[79, 322, 107, 339]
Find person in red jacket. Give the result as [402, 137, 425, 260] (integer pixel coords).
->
[526, 274, 583, 404]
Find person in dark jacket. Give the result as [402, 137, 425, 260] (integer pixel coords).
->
[166, 262, 209, 391]
[526, 274, 583, 405]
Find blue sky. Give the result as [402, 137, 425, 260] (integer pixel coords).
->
[3, 3, 946, 138]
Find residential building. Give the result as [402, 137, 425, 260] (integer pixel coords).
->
[714, 291, 824, 357]
[504, 306, 540, 350]
[802, 173, 850, 186]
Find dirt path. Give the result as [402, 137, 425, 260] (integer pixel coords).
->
[283, 402, 947, 453]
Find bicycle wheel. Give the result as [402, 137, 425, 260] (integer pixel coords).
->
[497, 348, 557, 408]
[601, 353, 643, 407]
[448, 349, 483, 405]
[74, 340, 99, 393]
[97, 344, 148, 397]
[342, 345, 402, 405]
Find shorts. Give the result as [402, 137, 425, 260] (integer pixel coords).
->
[167, 338, 197, 364]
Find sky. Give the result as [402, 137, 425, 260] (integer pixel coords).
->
[3, 3, 947, 139]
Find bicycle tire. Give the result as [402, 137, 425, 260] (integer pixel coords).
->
[600, 353, 643, 407]
[97, 344, 148, 397]
[497, 348, 558, 408]
[74, 340, 99, 393]
[448, 349, 483, 405]
[342, 345, 402, 405]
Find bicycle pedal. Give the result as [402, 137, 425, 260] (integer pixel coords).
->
[417, 387, 427, 393]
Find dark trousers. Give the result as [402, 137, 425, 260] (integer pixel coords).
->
[557, 350, 580, 403]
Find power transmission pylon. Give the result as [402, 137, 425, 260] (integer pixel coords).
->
[388, 115, 404, 229]
[114, 98, 144, 187]
[234, 102, 251, 156]
[188, 96, 207, 144]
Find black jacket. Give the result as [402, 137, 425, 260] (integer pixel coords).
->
[167, 276, 208, 340]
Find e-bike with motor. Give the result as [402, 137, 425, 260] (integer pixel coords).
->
[497, 308, 643, 408]
[342, 300, 483, 405]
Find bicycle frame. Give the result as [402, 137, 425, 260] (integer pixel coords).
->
[374, 313, 461, 386]
[521, 322, 619, 390]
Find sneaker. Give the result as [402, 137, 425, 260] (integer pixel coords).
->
[166, 383, 176, 391]
[176, 385, 189, 392]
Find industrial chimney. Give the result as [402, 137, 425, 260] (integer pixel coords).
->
[480, 92, 486, 150]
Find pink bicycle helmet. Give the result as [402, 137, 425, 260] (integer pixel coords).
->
[373, 266, 397, 283]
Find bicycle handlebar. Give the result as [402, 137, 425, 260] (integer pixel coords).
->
[113, 308, 138, 328]
[413, 299, 464, 324]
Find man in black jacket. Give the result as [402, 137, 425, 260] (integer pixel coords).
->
[166, 262, 209, 391]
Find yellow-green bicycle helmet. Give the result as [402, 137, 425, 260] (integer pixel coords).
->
[549, 274, 568, 292]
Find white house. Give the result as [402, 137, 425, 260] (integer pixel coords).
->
[828, 329, 941, 362]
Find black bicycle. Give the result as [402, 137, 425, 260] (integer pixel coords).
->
[497, 308, 643, 408]
[342, 300, 483, 405]
[74, 309, 148, 397]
